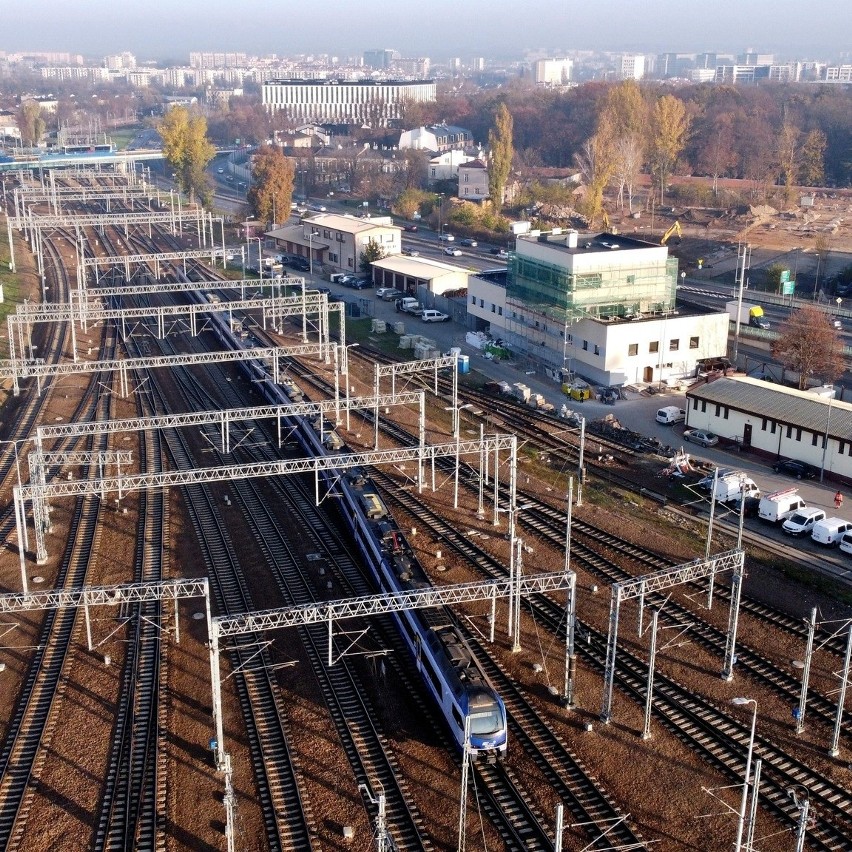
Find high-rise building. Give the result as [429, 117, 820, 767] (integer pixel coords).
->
[362, 49, 398, 69]
[262, 78, 436, 125]
[620, 55, 646, 80]
[534, 58, 573, 85]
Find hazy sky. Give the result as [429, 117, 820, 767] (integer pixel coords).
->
[1, 0, 845, 61]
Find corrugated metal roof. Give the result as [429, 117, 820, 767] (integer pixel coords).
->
[371, 255, 466, 278]
[686, 376, 852, 437]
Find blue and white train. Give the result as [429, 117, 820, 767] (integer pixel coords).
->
[200, 286, 508, 756]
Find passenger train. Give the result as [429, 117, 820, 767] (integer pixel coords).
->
[193, 280, 508, 756]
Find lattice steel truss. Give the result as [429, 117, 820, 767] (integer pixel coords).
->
[1, 341, 330, 397]
[599, 548, 745, 723]
[7, 292, 332, 364]
[14, 434, 517, 577]
[0, 577, 209, 651]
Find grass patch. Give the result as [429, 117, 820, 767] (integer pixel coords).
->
[109, 129, 138, 151]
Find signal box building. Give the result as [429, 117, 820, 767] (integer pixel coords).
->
[685, 377, 851, 482]
[466, 230, 729, 386]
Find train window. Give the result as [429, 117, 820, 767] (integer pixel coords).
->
[422, 658, 442, 696]
[470, 709, 502, 735]
[451, 706, 463, 729]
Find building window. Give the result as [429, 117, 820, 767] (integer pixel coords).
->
[463, 173, 469, 182]
[715, 404, 721, 417]
[840, 440, 847, 455]
[479, 298, 484, 308]
[594, 344, 600, 356]
[463, 187, 468, 196]
[692, 398, 699, 410]
[328, 252, 338, 262]
[649, 341, 659, 353]
[690, 336, 699, 349]
[347, 258, 353, 267]
[475, 187, 481, 194]
[626, 275, 635, 284]
[628, 343, 638, 356]
[812, 432, 820, 446]
[582, 340, 588, 351]
[567, 333, 573, 343]
[723, 407, 729, 419]
[471, 295, 476, 305]
[795, 428, 802, 441]
[669, 339, 679, 351]
[761, 418, 767, 431]
[786, 425, 792, 439]
[491, 304, 496, 313]
[498, 307, 503, 316]
[430, 168, 436, 177]
[701, 401, 707, 413]
[771, 421, 777, 434]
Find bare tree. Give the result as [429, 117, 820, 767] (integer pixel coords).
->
[771, 305, 844, 389]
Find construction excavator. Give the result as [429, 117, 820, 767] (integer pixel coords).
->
[660, 220, 682, 245]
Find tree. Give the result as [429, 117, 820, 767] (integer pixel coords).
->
[649, 95, 691, 206]
[247, 145, 295, 225]
[574, 126, 615, 227]
[17, 101, 45, 147]
[599, 81, 647, 211]
[776, 121, 801, 205]
[159, 106, 216, 205]
[359, 237, 386, 273]
[695, 112, 737, 196]
[799, 129, 827, 187]
[771, 305, 845, 389]
[487, 103, 514, 210]
[394, 188, 430, 219]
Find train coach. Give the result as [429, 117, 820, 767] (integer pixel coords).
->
[200, 287, 508, 757]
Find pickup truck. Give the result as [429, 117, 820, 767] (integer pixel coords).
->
[396, 297, 421, 314]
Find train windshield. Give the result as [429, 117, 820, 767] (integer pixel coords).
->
[469, 709, 502, 736]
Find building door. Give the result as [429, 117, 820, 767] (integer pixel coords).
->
[742, 423, 752, 449]
[643, 365, 653, 383]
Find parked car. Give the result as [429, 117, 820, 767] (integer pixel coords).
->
[773, 459, 818, 480]
[403, 224, 418, 232]
[459, 238, 478, 247]
[782, 507, 827, 537]
[420, 309, 450, 323]
[402, 248, 420, 257]
[289, 257, 310, 272]
[438, 233, 455, 242]
[443, 247, 462, 257]
[683, 429, 719, 447]
[377, 288, 404, 301]
[349, 277, 372, 290]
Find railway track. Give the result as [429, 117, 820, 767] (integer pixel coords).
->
[375, 475, 852, 849]
[94, 302, 168, 851]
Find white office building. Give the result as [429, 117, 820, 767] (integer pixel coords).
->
[262, 79, 436, 126]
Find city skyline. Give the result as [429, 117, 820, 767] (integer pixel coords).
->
[1, 0, 847, 61]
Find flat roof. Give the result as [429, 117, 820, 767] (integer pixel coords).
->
[264, 78, 434, 86]
[686, 376, 852, 435]
[299, 213, 400, 235]
[372, 255, 467, 278]
[517, 231, 660, 256]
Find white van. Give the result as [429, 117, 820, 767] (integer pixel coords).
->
[713, 475, 760, 504]
[839, 532, 852, 556]
[782, 507, 827, 537]
[656, 406, 686, 425]
[811, 517, 852, 546]
[758, 489, 806, 524]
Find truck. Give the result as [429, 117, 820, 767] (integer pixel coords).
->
[713, 474, 760, 504]
[396, 297, 421, 314]
[726, 300, 770, 330]
[758, 488, 806, 524]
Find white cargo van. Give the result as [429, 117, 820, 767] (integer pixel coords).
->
[811, 517, 852, 546]
[782, 507, 826, 537]
[713, 475, 760, 504]
[656, 406, 686, 425]
[839, 532, 852, 556]
[758, 489, 806, 524]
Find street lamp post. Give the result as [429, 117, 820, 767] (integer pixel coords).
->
[731, 697, 758, 852]
[819, 388, 835, 483]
